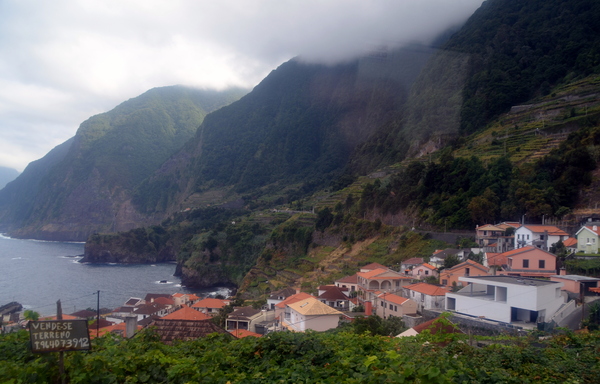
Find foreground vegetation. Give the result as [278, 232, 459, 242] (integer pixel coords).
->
[2, 324, 600, 383]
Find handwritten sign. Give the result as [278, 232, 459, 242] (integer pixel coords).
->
[29, 320, 90, 352]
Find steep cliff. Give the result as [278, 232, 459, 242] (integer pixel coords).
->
[0, 86, 247, 241]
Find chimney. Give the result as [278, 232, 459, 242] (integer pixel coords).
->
[125, 315, 137, 338]
[364, 301, 372, 316]
[559, 268, 567, 276]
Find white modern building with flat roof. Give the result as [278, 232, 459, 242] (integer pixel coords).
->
[446, 275, 564, 324]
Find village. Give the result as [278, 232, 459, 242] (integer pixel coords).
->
[2, 221, 600, 341]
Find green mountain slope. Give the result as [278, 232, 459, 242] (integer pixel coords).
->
[0, 86, 247, 240]
[82, 0, 600, 292]
[447, 0, 600, 134]
[133, 46, 435, 215]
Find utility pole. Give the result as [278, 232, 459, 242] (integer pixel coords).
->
[96, 290, 100, 337]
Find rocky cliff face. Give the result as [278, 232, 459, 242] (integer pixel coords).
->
[177, 264, 235, 288]
[82, 241, 176, 264]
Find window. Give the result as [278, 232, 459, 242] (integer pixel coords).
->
[442, 279, 448, 285]
[523, 259, 529, 268]
[421, 294, 425, 302]
[465, 267, 470, 276]
[527, 234, 530, 240]
[539, 260, 545, 268]
[540, 235, 545, 240]
[425, 270, 429, 275]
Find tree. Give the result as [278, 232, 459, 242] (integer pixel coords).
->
[23, 310, 39, 322]
[442, 254, 461, 270]
[468, 188, 499, 224]
[467, 252, 484, 264]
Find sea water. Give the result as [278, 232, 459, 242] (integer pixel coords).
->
[0, 234, 229, 316]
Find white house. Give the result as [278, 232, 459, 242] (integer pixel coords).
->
[334, 274, 359, 293]
[267, 287, 297, 310]
[285, 297, 343, 332]
[403, 282, 449, 313]
[445, 275, 564, 324]
[514, 225, 569, 251]
[575, 225, 600, 254]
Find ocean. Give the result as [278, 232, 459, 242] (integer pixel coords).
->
[0, 234, 229, 316]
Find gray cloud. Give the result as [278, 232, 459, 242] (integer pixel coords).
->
[0, 0, 482, 172]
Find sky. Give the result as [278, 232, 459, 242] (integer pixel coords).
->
[0, 0, 482, 172]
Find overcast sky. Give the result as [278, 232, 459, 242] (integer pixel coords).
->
[0, 0, 482, 172]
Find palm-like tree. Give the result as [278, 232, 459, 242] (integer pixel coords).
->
[23, 309, 40, 321]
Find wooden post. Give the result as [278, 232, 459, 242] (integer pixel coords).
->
[57, 300, 66, 384]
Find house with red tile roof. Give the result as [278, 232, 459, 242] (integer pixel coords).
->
[317, 285, 351, 310]
[562, 237, 578, 252]
[515, 224, 569, 251]
[357, 268, 412, 301]
[226, 306, 274, 334]
[144, 293, 172, 303]
[133, 303, 169, 321]
[267, 287, 298, 310]
[360, 262, 388, 273]
[229, 329, 262, 338]
[476, 223, 517, 253]
[192, 298, 230, 316]
[334, 274, 359, 293]
[89, 321, 144, 339]
[162, 305, 211, 321]
[375, 293, 417, 319]
[400, 258, 424, 276]
[172, 293, 200, 306]
[39, 314, 80, 321]
[411, 263, 438, 280]
[439, 259, 489, 289]
[152, 296, 175, 307]
[403, 282, 450, 313]
[285, 297, 343, 332]
[575, 224, 600, 254]
[495, 246, 558, 278]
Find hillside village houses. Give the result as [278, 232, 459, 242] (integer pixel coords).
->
[6, 220, 600, 339]
[514, 224, 569, 250]
[439, 259, 490, 289]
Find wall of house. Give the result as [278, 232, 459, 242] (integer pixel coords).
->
[289, 312, 339, 332]
[447, 281, 564, 323]
[439, 267, 488, 289]
[577, 229, 599, 253]
[550, 277, 582, 293]
[335, 282, 358, 291]
[411, 266, 437, 279]
[446, 293, 511, 323]
[375, 299, 417, 318]
[508, 251, 556, 273]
